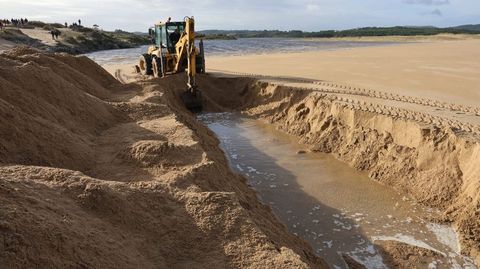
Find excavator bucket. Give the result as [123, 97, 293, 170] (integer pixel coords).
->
[181, 88, 202, 112]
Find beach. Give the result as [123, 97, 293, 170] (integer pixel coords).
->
[1, 36, 480, 268]
[97, 39, 480, 266]
[207, 39, 480, 107]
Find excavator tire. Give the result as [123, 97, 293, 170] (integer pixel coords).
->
[139, 54, 153, 75]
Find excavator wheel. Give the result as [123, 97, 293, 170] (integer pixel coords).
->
[181, 89, 202, 112]
[139, 54, 153, 75]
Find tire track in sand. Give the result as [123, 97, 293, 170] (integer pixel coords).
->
[208, 70, 480, 135]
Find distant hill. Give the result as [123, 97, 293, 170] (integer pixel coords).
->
[198, 24, 480, 39]
[0, 21, 150, 54]
[451, 24, 480, 31]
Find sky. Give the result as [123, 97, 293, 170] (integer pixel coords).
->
[1, 0, 479, 32]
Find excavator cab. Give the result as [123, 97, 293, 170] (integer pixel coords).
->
[139, 17, 205, 112]
[153, 22, 185, 53]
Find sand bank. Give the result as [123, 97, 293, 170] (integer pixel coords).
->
[0, 48, 327, 268]
[196, 75, 480, 266]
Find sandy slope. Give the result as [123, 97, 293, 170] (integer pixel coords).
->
[19, 28, 60, 46]
[0, 38, 14, 51]
[0, 48, 327, 268]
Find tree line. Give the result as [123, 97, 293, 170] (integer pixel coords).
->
[199, 25, 480, 38]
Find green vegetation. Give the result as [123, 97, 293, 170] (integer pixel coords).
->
[58, 28, 151, 53]
[199, 25, 480, 39]
[196, 33, 237, 40]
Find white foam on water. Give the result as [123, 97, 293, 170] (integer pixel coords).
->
[247, 166, 257, 173]
[235, 164, 244, 172]
[426, 223, 460, 254]
[428, 261, 437, 269]
[346, 244, 388, 269]
[372, 234, 446, 257]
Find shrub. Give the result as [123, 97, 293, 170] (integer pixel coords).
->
[28, 21, 46, 27]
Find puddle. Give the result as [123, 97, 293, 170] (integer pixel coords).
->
[199, 112, 476, 269]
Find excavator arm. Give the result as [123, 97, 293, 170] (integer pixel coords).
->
[175, 17, 202, 111]
[175, 17, 198, 92]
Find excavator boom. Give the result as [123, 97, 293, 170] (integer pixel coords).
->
[178, 17, 202, 111]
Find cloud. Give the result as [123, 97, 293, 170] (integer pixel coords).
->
[306, 4, 320, 11]
[402, 0, 449, 5]
[430, 8, 443, 16]
[1, 0, 478, 31]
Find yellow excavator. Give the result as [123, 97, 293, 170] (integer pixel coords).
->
[138, 16, 205, 111]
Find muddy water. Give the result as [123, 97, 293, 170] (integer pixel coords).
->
[199, 113, 476, 269]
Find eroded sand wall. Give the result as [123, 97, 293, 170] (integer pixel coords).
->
[200, 77, 480, 264]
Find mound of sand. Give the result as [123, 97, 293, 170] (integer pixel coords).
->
[0, 47, 328, 268]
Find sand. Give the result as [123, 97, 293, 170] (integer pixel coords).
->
[0, 47, 328, 268]
[195, 76, 480, 266]
[97, 39, 480, 266]
[303, 33, 480, 42]
[0, 38, 15, 51]
[19, 28, 60, 46]
[207, 40, 480, 107]
[3, 37, 480, 268]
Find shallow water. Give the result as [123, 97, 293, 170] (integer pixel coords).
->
[199, 112, 476, 269]
[85, 38, 401, 66]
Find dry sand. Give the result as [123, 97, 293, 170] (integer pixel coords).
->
[207, 40, 480, 107]
[18, 28, 60, 46]
[0, 47, 328, 268]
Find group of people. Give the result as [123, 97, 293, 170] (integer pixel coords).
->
[50, 29, 61, 40]
[0, 18, 29, 29]
[66, 19, 82, 28]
